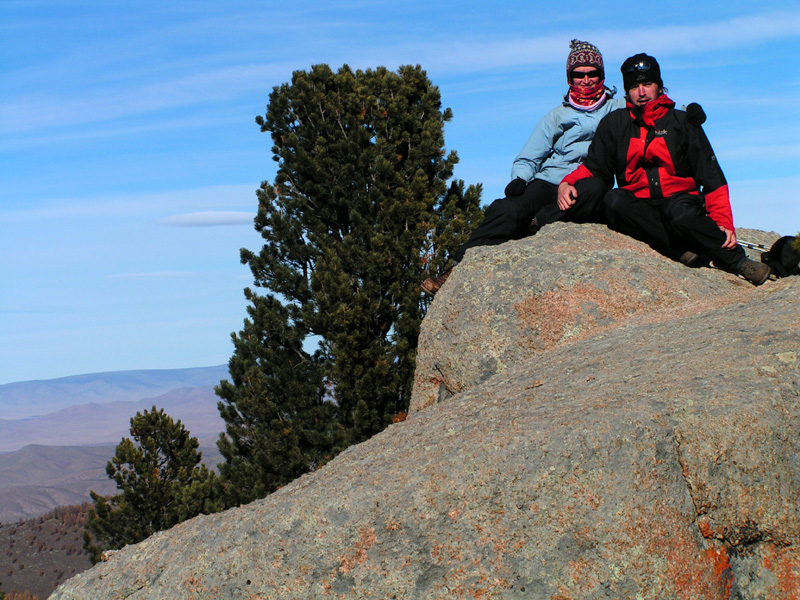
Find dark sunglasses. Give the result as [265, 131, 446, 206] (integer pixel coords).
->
[623, 60, 651, 72]
[572, 69, 601, 80]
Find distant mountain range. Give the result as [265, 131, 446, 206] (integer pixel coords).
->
[0, 384, 226, 453]
[0, 366, 229, 522]
[0, 364, 229, 419]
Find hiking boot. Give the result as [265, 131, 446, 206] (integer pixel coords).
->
[421, 267, 453, 296]
[678, 250, 709, 268]
[736, 258, 771, 286]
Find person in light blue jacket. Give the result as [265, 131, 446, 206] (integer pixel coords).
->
[422, 40, 625, 296]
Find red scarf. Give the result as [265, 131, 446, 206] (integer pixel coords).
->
[568, 79, 607, 107]
[627, 93, 675, 127]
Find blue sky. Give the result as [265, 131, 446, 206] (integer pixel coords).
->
[2, 1, 799, 385]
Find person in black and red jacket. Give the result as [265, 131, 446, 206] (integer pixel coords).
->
[557, 53, 770, 286]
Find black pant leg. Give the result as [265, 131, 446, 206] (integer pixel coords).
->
[533, 177, 609, 227]
[602, 188, 672, 252]
[660, 194, 746, 270]
[452, 179, 556, 262]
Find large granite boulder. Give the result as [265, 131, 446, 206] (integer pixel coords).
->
[51, 226, 798, 599]
[410, 223, 777, 413]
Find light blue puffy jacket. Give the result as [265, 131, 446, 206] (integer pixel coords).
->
[509, 92, 625, 186]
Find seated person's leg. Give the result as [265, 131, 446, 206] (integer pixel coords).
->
[533, 177, 608, 228]
[603, 189, 672, 252]
[661, 194, 747, 271]
[452, 180, 555, 262]
[567, 177, 609, 223]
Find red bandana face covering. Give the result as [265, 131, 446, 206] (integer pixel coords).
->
[628, 93, 675, 126]
[568, 79, 607, 106]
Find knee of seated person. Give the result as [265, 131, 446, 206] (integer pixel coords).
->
[602, 189, 633, 213]
[484, 196, 523, 221]
[485, 195, 512, 212]
[575, 177, 606, 197]
[665, 198, 703, 225]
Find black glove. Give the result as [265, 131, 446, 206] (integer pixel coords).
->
[504, 178, 527, 197]
[686, 102, 706, 126]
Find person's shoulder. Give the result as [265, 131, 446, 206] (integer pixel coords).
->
[537, 101, 575, 126]
[608, 105, 628, 116]
[664, 106, 693, 130]
[602, 105, 629, 122]
[546, 99, 572, 116]
[587, 97, 624, 120]
[593, 106, 629, 137]
[608, 96, 626, 110]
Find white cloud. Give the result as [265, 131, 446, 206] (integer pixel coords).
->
[589, 10, 800, 59]
[1, 63, 292, 135]
[159, 211, 254, 227]
[393, 10, 800, 74]
[5, 9, 797, 138]
[3, 185, 257, 221]
[107, 271, 197, 280]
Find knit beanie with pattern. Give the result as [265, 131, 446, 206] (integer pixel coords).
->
[566, 39, 604, 82]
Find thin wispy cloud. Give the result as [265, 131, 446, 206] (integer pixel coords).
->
[720, 142, 800, 161]
[3, 185, 257, 221]
[421, 10, 800, 73]
[160, 211, 253, 227]
[1, 63, 292, 135]
[107, 271, 197, 280]
[5, 9, 796, 138]
[0, 109, 245, 150]
[593, 11, 800, 58]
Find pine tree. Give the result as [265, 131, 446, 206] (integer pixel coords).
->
[217, 63, 482, 502]
[83, 406, 221, 563]
[215, 294, 337, 505]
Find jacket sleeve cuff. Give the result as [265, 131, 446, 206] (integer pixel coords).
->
[561, 164, 593, 186]
[704, 185, 735, 232]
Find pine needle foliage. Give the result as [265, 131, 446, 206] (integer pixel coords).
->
[83, 407, 221, 563]
[216, 294, 335, 506]
[216, 63, 483, 504]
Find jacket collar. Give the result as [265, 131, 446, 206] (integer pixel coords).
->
[627, 93, 675, 127]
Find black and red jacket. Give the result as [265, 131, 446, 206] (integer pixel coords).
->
[562, 94, 734, 231]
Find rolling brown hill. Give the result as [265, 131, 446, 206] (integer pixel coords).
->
[0, 385, 225, 454]
[0, 367, 228, 523]
[0, 504, 92, 600]
[0, 443, 223, 524]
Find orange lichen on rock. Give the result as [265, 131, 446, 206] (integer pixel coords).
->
[763, 545, 800, 600]
[514, 273, 650, 347]
[385, 518, 402, 531]
[697, 515, 715, 539]
[705, 545, 733, 599]
[337, 526, 377, 574]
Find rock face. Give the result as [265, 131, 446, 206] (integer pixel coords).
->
[51, 224, 799, 599]
[410, 223, 772, 413]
